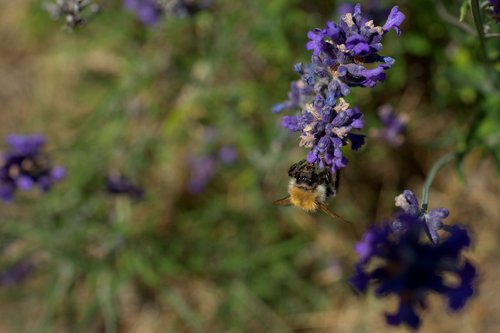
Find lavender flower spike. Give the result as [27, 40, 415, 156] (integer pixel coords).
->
[274, 4, 404, 172]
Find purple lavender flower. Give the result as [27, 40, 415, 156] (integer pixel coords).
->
[274, 4, 404, 172]
[395, 189, 448, 244]
[371, 104, 407, 147]
[350, 214, 477, 330]
[105, 174, 144, 200]
[0, 261, 35, 287]
[0, 134, 65, 202]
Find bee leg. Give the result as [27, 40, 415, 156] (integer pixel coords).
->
[333, 170, 340, 193]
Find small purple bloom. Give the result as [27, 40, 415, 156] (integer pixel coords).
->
[0, 134, 65, 202]
[350, 215, 477, 330]
[383, 6, 405, 36]
[124, 0, 162, 26]
[218, 146, 237, 165]
[187, 155, 217, 194]
[306, 29, 326, 56]
[124, 0, 210, 26]
[105, 174, 144, 200]
[6, 134, 45, 156]
[371, 105, 407, 147]
[0, 261, 35, 287]
[186, 143, 237, 193]
[395, 189, 449, 244]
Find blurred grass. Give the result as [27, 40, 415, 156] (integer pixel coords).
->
[0, 0, 499, 332]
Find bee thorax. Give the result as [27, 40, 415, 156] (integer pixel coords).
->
[288, 181, 327, 211]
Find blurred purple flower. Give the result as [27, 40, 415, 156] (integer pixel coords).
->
[0, 261, 35, 287]
[218, 146, 237, 165]
[0, 134, 65, 202]
[274, 4, 404, 172]
[371, 104, 407, 147]
[105, 174, 144, 200]
[350, 214, 477, 330]
[123, 0, 211, 26]
[490, 0, 500, 22]
[124, 0, 162, 26]
[187, 155, 217, 194]
[187, 144, 237, 194]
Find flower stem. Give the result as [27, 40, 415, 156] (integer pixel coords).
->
[421, 152, 458, 214]
[470, 0, 488, 63]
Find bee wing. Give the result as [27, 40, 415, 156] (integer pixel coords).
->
[317, 203, 351, 224]
[318, 203, 359, 238]
[273, 196, 292, 206]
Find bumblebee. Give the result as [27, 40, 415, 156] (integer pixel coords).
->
[274, 160, 350, 223]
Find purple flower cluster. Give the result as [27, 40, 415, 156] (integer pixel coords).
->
[123, 0, 211, 26]
[350, 213, 477, 329]
[274, 4, 405, 172]
[371, 104, 407, 147]
[0, 135, 65, 203]
[105, 174, 144, 200]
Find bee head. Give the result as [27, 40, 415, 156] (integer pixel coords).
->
[296, 174, 317, 187]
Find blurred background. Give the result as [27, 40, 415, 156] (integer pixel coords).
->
[0, 0, 499, 332]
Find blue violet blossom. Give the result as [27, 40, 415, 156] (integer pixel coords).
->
[0, 134, 65, 202]
[274, 4, 405, 172]
[124, 0, 211, 26]
[350, 213, 477, 330]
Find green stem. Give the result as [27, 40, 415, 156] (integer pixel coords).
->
[421, 152, 458, 214]
[470, 0, 488, 63]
